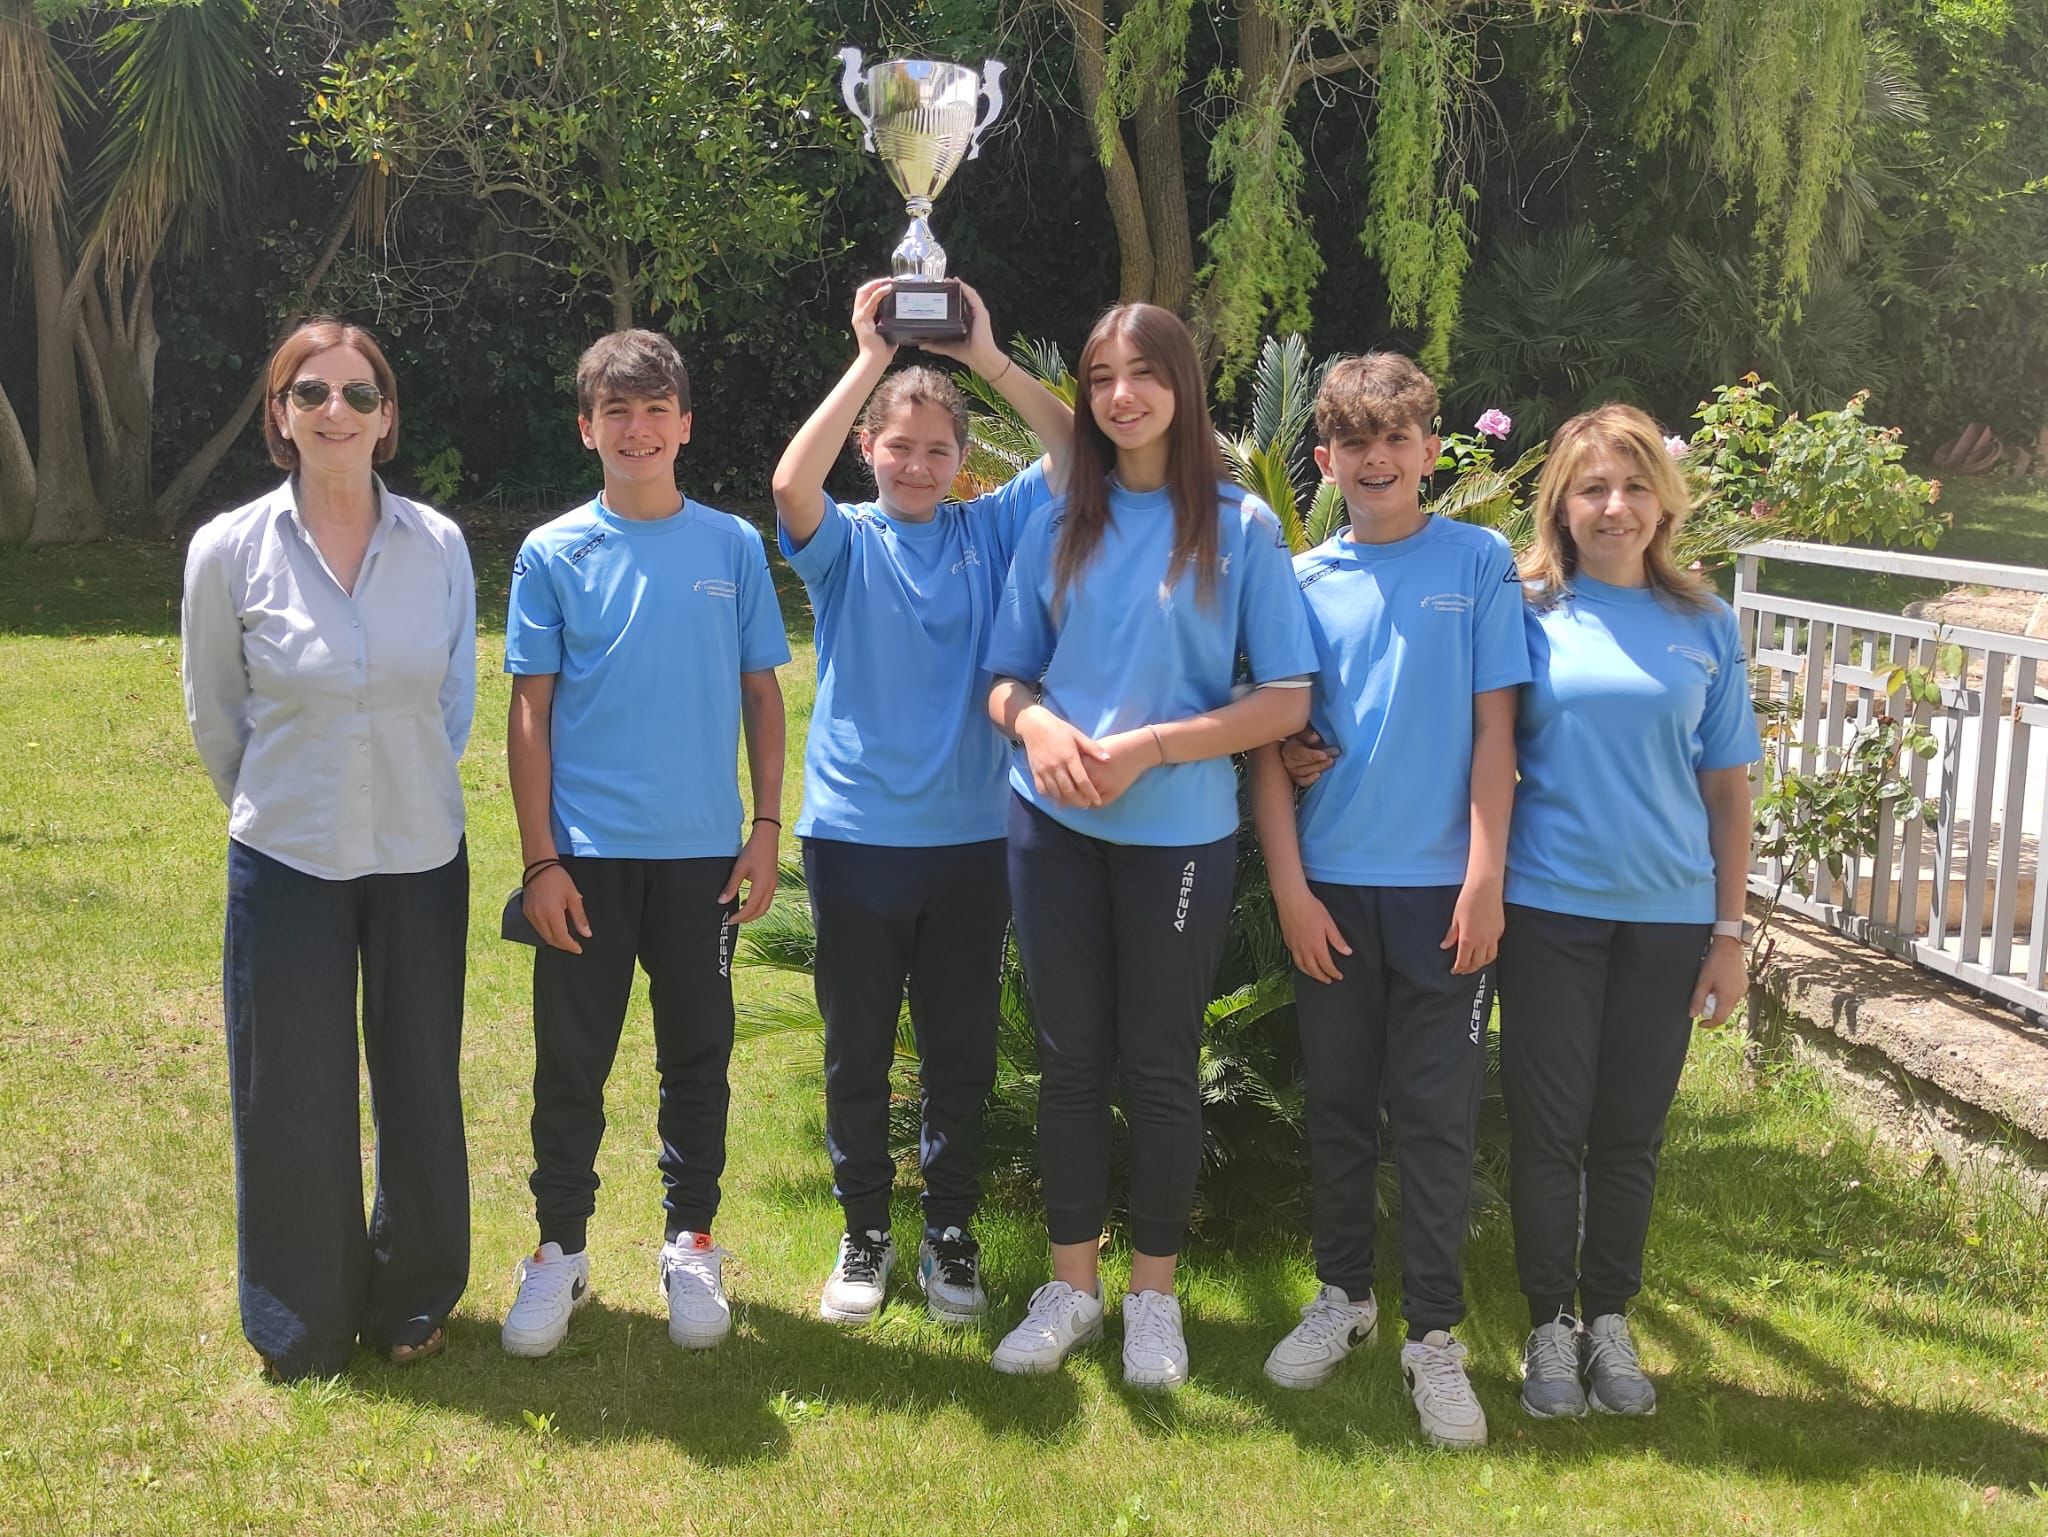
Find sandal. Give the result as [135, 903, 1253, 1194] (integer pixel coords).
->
[387, 1321, 447, 1366]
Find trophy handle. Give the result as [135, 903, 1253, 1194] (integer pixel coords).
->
[967, 60, 1006, 160]
[837, 46, 874, 151]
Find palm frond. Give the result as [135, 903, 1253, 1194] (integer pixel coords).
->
[1303, 481, 1347, 548]
[0, 0, 80, 223]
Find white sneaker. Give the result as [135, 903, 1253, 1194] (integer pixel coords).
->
[990, 1281, 1104, 1375]
[916, 1228, 987, 1323]
[501, 1241, 590, 1358]
[1121, 1289, 1190, 1391]
[1263, 1284, 1378, 1389]
[1400, 1330, 1488, 1448]
[659, 1231, 731, 1349]
[819, 1229, 894, 1324]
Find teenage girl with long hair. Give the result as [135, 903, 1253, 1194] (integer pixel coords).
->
[984, 303, 1316, 1389]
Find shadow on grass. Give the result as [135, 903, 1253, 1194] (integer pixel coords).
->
[361, 1296, 1083, 1468]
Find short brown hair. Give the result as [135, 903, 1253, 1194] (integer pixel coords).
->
[263, 318, 400, 470]
[1314, 352, 1439, 443]
[859, 366, 969, 449]
[576, 329, 691, 417]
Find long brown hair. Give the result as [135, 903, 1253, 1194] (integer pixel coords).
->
[1056, 304, 1224, 608]
[1521, 403, 1711, 610]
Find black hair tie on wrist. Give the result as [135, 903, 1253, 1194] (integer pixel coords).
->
[522, 857, 564, 887]
[752, 816, 782, 829]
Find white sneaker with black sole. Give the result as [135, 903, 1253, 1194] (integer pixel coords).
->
[820, 1229, 894, 1324]
[659, 1231, 731, 1349]
[1121, 1289, 1190, 1391]
[991, 1281, 1104, 1375]
[1400, 1330, 1488, 1449]
[916, 1228, 986, 1323]
[502, 1241, 590, 1358]
[1264, 1284, 1378, 1389]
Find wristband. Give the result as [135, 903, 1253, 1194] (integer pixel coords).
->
[1147, 724, 1169, 766]
[1710, 919, 1747, 942]
[989, 355, 1014, 383]
[522, 857, 564, 886]
[752, 816, 782, 829]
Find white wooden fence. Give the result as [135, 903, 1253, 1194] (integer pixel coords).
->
[1735, 539, 2048, 1018]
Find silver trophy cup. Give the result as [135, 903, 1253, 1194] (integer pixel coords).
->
[837, 47, 1006, 341]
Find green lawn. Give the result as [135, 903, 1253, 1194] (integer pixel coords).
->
[1752, 476, 2048, 614]
[3, 533, 2046, 1536]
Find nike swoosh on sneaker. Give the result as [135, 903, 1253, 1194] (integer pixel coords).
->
[1348, 1323, 1371, 1347]
[571, 1277, 587, 1301]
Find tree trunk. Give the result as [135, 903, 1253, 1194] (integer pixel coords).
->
[25, 217, 102, 545]
[1131, 83, 1194, 316]
[0, 384, 33, 542]
[1057, 0, 1155, 304]
[611, 262, 634, 330]
[82, 275, 157, 536]
[155, 179, 366, 533]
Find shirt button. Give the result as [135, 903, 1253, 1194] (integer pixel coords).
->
[357, 742, 368, 753]
[359, 784, 370, 794]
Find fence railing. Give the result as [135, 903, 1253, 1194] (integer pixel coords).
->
[1735, 539, 2048, 1018]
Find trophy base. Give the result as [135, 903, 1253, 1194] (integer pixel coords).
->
[878, 279, 969, 343]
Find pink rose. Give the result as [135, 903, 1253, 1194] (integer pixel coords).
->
[1474, 409, 1512, 440]
[1664, 435, 1690, 457]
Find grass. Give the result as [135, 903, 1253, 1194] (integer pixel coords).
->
[1753, 476, 2048, 615]
[3, 528, 2048, 1536]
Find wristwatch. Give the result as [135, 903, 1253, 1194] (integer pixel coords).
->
[1711, 919, 1748, 942]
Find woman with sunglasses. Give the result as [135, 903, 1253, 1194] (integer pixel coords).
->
[181, 318, 476, 1379]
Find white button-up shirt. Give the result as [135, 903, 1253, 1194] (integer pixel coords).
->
[181, 477, 476, 880]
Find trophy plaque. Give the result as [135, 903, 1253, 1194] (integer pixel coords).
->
[837, 47, 1006, 343]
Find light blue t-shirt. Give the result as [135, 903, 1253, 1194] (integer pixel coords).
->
[1506, 577, 1762, 923]
[505, 496, 791, 859]
[1294, 517, 1531, 886]
[985, 480, 1317, 847]
[781, 462, 1052, 846]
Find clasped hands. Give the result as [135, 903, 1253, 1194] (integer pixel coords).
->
[1017, 704, 1163, 809]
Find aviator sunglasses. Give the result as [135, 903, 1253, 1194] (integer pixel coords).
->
[283, 377, 385, 414]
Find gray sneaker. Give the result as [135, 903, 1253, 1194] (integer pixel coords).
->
[1519, 1313, 1588, 1418]
[1584, 1312, 1657, 1416]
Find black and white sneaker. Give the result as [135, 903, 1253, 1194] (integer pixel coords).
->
[916, 1227, 987, 1323]
[820, 1229, 894, 1324]
[1263, 1284, 1378, 1389]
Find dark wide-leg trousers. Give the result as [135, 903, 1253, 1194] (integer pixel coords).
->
[805, 836, 1009, 1237]
[223, 837, 470, 1379]
[1006, 795, 1235, 1258]
[1497, 904, 1709, 1325]
[1292, 883, 1492, 1336]
[529, 855, 736, 1253]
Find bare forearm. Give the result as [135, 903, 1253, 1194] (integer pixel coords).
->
[771, 350, 890, 541]
[507, 687, 558, 865]
[1703, 768, 1754, 924]
[1464, 694, 1516, 888]
[741, 675, 786, 819]
[989, 677, 1039, 738]
[1153, 684, 1311, 766]
[1250, 744, 1311, 897]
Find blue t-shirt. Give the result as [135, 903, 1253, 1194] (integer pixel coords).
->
[781, 462, 1052, 846]
[504, 496, 791, 859]
[1506, 577, 1762, 922]
[985, 480, 1317, 847]
[1294, 517, 1531, 886]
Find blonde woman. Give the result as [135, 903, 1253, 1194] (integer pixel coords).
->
[1498, 403, 1759, 1420]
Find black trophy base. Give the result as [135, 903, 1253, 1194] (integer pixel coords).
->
[878, 278, 969, 343]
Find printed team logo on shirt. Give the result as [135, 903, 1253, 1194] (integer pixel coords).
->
[695, 578, 738, 600]
[1419, 592, 1475, 614]
[951, 546, 983, 575]
[511, 553, 530, 577]
[565, 529, 610, 565]
[1298, 559, 1339, 591]
[1668, 643, 1719, 679]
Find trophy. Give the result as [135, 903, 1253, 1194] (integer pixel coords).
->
[837, 47, 1006, 343]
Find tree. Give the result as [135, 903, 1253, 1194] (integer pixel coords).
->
[0, 0, 359, 542]
[314, 0, 854, 332]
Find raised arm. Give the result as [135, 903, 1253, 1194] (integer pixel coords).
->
[920, 281, 1074, 495]
[770, 278, 898, 547]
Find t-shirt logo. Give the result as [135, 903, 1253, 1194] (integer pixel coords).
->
[565, 529, 609, 565]
[951, 546, 983, 575]
[1419, 592, 1474, 613]
[1298, 561, 1338, 590]
[512, 553, 530, 577]
[1668, 643, 1719, 679]
[694, 578, 738, 600]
